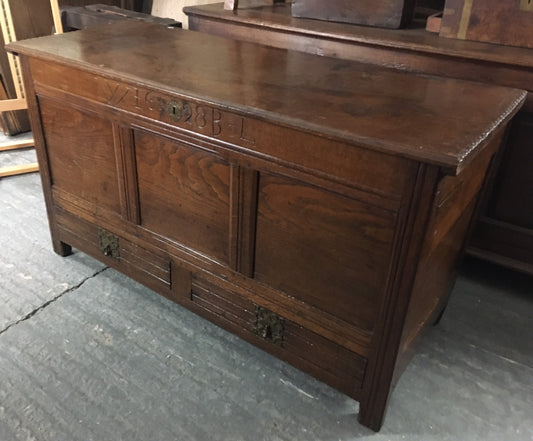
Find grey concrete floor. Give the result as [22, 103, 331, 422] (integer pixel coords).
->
[1, 132, 533, 440]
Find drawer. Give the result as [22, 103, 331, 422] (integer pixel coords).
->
[55, 208, 367, 398]
[187, 276, 367, 400]
[55, 210, 175, 297]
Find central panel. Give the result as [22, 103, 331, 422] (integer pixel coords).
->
[134, 130, 232, 265]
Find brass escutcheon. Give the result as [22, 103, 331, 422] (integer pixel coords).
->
[253, 305, 285, 346]
[166, 100, 183, 121]
[98, 228, 120, 259]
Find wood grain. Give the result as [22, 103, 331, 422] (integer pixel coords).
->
[134, 129, 232, 264]
[11, 23, 524, 432]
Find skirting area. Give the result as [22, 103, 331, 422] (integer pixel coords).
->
[1, 134, 532, 440]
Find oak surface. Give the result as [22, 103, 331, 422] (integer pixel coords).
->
[9, 22, 525, 432]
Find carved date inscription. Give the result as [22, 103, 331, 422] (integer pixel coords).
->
[100, 79, 256, 146]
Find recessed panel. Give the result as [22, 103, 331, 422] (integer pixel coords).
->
[134, 130, 231, 264]
[40, 97, 120, 214]
[255, 173, 397, 332]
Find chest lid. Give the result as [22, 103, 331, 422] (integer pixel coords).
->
[8, 20, 526, 173]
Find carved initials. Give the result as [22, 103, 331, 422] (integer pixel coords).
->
[105, 82, 129, 106]
[101, 82, 256, 147]
[239, 118, 255, 144]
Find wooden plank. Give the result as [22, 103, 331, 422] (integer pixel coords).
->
[224, 0, 238, 10]
[0, 140, 33, 151]
[50, 0, 63, 34]
[0, 98, 27, 111]
[0, 162, 38, 177]
[0, 68, 30, 135]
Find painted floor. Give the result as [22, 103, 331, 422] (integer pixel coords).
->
[1, 134, 532, 440]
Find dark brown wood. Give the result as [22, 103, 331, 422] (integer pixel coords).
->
[292, 0, 416, 29]
[10, 22, 524, 432]
[58, 0, 132, 8]
[61, 4, 181, 31]
[440, 0, 533, 49]
[184, 2, 533, 275]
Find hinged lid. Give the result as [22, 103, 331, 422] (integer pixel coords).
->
[8, 21, 526, 174]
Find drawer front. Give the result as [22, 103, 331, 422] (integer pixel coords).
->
[55, 210, 173, 295]
[189, 276, 367, 399]
[54, 209, 367, 399]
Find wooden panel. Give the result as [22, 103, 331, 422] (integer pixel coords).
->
[292, 0, 416, 29]
[229, 166, 258, 276]
[424, 127, 502, 256]
[254, 172, 398, 332]
[397, 197, 476, 374]
[134, 128, 232, 264]
[39, 97, 121, 214]
[190, 276, 367, 398]
[440, 0, 533, 49]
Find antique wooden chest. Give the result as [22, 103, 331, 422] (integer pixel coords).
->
[9, 21, 525, 431]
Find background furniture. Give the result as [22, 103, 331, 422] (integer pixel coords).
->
[0, 0, 47, 176]
[185, 1, 533, 276]
[60, 4, 181, 31]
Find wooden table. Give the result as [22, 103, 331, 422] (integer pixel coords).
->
[185, 1, 533, 275]
[9, 21, 525, 431]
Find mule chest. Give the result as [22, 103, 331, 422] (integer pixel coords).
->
[9, 21, 525, 431]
